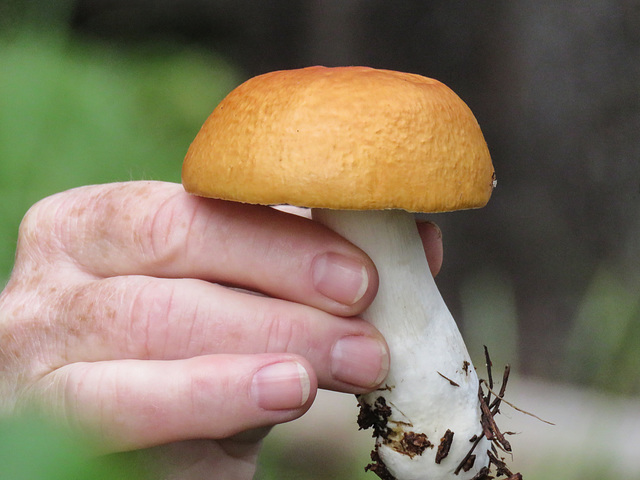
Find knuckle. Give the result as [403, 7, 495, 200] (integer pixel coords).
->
[129, 280, 168, 358]
[16, 202, 42, 251]
[0, 289, 52, 414]
[16, 194, 68, 261]
[187, 357, 245, 437]
[143, 192, 195, 270]
[129, 279, 193, 358]
[16, 182, 191, 275]
[15, 185, 112, 267]
[260, 308, 311, 355]
[51, 364, 99, 439]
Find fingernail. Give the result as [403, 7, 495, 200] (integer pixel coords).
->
[252, 361, 311, 410]
[331, 336, 389, 389]
[312, 253, 368, 305]
[418, 220, 442, 239]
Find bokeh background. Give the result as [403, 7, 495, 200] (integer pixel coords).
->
[1, 0, 639, 478]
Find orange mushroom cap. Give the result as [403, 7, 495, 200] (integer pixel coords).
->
[182, 66, 494, 213]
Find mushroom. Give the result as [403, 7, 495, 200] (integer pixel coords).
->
[182, 66, 496, 480]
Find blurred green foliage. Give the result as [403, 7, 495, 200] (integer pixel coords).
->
[0, 25, 238, 281]
[564, 264, 640, 394]
[0, 21, 238, 478]
[0, 414, 149, 480]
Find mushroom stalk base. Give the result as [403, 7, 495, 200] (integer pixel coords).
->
[312, 209, 490, 480]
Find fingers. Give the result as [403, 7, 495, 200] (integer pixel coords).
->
[19, 182, 377, 317]
[22, 275, 388, 394]
[5, 180, 444, 455]
[37, 354, 317, 451]
[10, 180, 439, 395]
[18, 181, 442, 320]
[417, 221, 443, 277]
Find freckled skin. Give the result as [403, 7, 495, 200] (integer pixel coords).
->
[0, 180, 447, 478]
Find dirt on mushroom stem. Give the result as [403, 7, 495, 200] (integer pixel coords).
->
[358, 348, 525, 480]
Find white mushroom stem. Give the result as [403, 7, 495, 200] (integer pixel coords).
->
[312, 208, 491, 480]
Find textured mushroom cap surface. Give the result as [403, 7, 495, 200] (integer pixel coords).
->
[182, 66, 494, 213]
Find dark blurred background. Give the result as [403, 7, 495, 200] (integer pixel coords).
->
[61, 0, 640, 388]
[1, 0, 639, 478]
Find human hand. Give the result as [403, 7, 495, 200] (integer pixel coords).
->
[0, 181, 443, 479]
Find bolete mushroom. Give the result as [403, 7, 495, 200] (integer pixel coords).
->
[182, 66, 496, 480]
